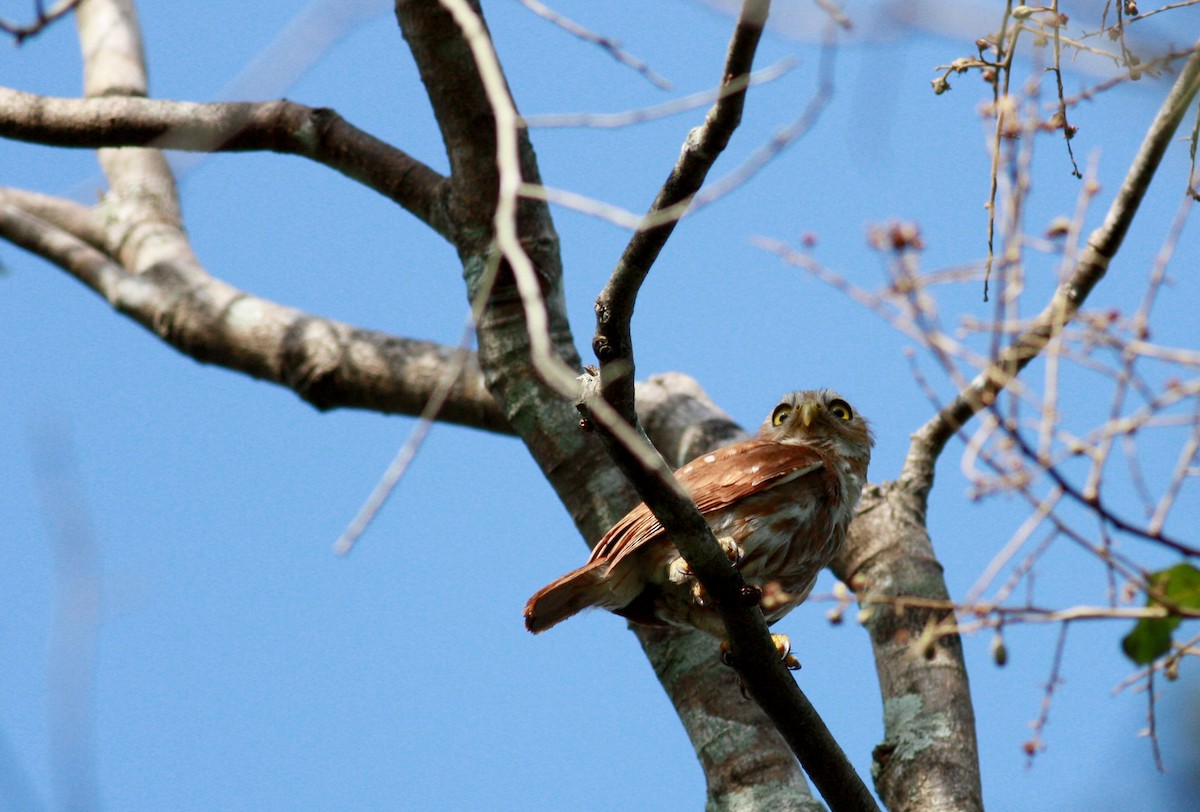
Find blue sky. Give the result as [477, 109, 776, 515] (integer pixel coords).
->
[2, 1, 1198, 809]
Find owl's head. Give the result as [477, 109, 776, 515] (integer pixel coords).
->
[758, 389, 873, 461]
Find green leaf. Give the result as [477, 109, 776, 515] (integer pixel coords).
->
[1160, 562, 1200, 608]
[1120, 563, 1200, 666]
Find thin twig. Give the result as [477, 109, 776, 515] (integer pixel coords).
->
[1024, 622, 1070, 763]
[516, 0, 671, 89]
[0, 0, 83, 43]
[521, 58, 792, 128]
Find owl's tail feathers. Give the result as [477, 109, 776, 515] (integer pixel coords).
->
[524, 560, 611, 634]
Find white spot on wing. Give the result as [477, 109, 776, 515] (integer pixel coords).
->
[704, 454, 716, 463]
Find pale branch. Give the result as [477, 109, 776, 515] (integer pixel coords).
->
[905, 37, 1200, 498]
[593, 0, 771, 425]
[0, 88, 452, 241]
[832, 483, 984, 812]
[993, 416, 1199, 555]
[0, 200, 507, 431]
[0, 187, 106, 248]
[521, 58, 792, 129]
[74, 0, 180, 279]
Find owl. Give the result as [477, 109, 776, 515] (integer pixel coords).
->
[524, 389, 873, 664]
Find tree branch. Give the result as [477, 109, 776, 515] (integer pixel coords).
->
[593, 0, 771, 423]
[0, 199, 507, 431]
[396, 2, 857, 808]
[831, 483, 983, 812]
[0, 87, 452, 240]
[0, 187, 106, 247]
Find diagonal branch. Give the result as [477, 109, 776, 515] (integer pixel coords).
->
[593, 0, 771, 423]
[0, 187, 106, 247]
[569, 1, 875, 805]
[0, 88, 452, 240]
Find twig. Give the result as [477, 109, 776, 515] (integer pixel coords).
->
[516, 0, 672, 89]
[521, 58, 792, 128]
[333, 320, 475, 555]
[812, 0, 852, 30]
[334, 240, 508, 555]
[1002, 424, 1199, 555]
[1146, 668, 1165, 772]
[593, 0, 772, 425]
[1023, 622, 1070, 763]
[1049, 0, 1082, 178]
[0, 0, 83, 43]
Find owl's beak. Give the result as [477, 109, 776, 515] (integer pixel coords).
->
[798, 402, 820, 427]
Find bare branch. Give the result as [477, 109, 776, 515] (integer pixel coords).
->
[832, 482, 984, 812]
[0, 88, 452, 240]
[594, 0, 770, 425]
[812, 0, 852, 30]
[0, 201, 507, 431]
[0, 187, 105, 248]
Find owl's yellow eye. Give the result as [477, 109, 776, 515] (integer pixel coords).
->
[771, 405, 791, 426]
[828, 399, 853, 421]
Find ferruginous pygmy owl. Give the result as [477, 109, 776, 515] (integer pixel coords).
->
[524, 389, 873, 664]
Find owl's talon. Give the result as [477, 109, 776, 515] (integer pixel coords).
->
[692, 581, 710, 607]
[717, 536, 746, 569]
[667, 557, 693, 584]
[772, 634, 802, 671]
[719, 640, 734, 667]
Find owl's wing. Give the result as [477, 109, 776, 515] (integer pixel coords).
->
[588, 439, 825, 567]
